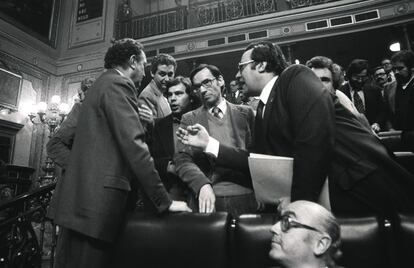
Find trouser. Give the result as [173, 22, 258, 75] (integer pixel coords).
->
[54, 227, 113, 268]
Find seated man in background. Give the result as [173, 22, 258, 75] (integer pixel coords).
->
[174, 64, 257, 216]
[145, 76, 201, 201]
[270, 200, 342, 268]
[47, 77, 95, 171]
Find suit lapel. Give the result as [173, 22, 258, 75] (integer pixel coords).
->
[263, 81, 278, 137]
[227, 102, 244, 148]
[199, 107, 210, 132]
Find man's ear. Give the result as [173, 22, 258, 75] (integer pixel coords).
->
[129, 55, 137, 70]
[216, 75, 225, 87]
[313, 235, 332, 256]
[257, 62, 268, 73]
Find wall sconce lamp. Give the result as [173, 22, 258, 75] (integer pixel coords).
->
[27, 95, 70, 136]
[389, 42, 401, 52]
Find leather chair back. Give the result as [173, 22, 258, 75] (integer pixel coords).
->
[113, 212, 230, 268]
[232, 213, 278, 268]
[396, 214, 414, 267]
[337, 216, 393, 268]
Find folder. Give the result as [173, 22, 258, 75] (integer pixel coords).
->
[248, 153, 331, 210]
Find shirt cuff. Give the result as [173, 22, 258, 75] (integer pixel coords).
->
[205, 137, 219, 158]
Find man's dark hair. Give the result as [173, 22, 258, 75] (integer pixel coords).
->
[104, 38, 144, 69]
[245, 41, 289, 75]
[190, 64, 225, 92]
[372, 66, 385, 74]
[150, 53, 177, 74]
[346, 59, 369, 78]
[306, 56, 341, 89]
[391, 50, 414, 70]
[166, 76, 201, 110]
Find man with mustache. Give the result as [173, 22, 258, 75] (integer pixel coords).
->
[391, 50, 414, 151]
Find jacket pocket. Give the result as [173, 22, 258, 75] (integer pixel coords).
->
[103, 175, 131, 191]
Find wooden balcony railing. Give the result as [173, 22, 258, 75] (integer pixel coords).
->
[115, 0, 349, 39]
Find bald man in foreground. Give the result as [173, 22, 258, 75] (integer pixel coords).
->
[270, 201, 342, 268]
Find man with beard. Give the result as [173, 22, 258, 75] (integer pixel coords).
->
[139, 53, 176, 119]
[373, 66, 397, 130]
[391, 50, 414, 151]
[174, 64, 257, 215]
[339, 59, 386, 133]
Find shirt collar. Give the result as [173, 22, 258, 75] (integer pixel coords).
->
[114, 68, 124, 77]
[259, 76, 278, 105]
[208, 98, 227, 115]
[403, 75, 414, 90]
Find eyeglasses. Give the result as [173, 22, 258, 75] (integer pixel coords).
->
[193, 77, 217, 90]
[278, 214, 321, 233]
[238, 60, 255, 72]
[350, 75, 368, 82]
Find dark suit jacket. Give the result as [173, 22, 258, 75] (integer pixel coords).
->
[174, 102, 254, 195]
[147, 114, 183, 190]
[215, 65, 414, 213]
[339, 83, 386, 128]
[47, 69, 172, 242]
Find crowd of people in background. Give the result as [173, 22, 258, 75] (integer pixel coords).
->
[46, 38, 414, 268]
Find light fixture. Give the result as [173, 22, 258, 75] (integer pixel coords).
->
[23, 95, 70, 184]
[389, 42, 401, 52]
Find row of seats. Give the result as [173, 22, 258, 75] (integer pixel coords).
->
[113, 212, 414, 268]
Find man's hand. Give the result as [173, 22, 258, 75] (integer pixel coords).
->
[198, 184, 215, 213]
[176, 123, 210, 150]
[371, 123, 380, 133]
[168, 200, 192, 212]
[138, 104, 154, 125]
[166, 160, 176, 175]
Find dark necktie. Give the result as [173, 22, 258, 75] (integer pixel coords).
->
[353, 91, 365, 114]
[212, 106, 223, 119]
[254, 100, 265, 152]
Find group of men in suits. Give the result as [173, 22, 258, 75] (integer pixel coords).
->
[48, 39, 192, 268]
[177, 40, 414, 217]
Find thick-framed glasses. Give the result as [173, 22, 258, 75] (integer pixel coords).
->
[374, 72, 387, 78]
[279, 214, 321, 233]
[193, 77, 217, 90]
[238, 60, 255, 72]
[350, 75, 368, 82]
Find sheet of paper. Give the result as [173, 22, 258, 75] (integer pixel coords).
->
[248, 153, 331, 210]
[248, 153, 293, 204]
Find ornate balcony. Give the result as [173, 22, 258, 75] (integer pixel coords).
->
[115, 0, 346, 39]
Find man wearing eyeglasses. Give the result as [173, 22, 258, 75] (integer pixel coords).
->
[373, 66, 397, 130]
[270, 201, 341, 268]
[391, 50, 414, 152]
[174, 64, 257, 215]
[177, 41, 414, 217]
[338, 59, 387, 133]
